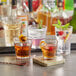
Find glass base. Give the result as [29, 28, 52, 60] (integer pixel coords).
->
[43, 56, 55, 60]
[63, 50, 71, 55]
[16, 56, 30, 59]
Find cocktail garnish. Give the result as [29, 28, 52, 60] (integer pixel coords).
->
[62, 36, 66, 40]
[64, 32, 71, 43]
[62, 23, 70, 30]
[19, 34, 27, 42]
[40, 41, 47, 48]
[58, 31, 64, 36]
[53, 20, 70, 30]
[49, 47, 53, 51]
[38, 20, 43, 29]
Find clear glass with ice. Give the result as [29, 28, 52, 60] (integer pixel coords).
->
[3, 17, 21, 46]
[28, 24, 47, 49]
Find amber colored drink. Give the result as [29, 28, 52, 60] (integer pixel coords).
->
[37, 11, 47, 25]
[41, 44, 57, 59]
[37, 11, 57, 35]
[15, 44, 31, 58]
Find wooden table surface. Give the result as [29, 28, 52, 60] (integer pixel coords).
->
[0, 51, 75, 76]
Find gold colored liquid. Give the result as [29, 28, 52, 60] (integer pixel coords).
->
[37, 11, 57, 35]
[15, 44, 31, 58]
[41, 45, 57, 58]
[4, 24, 21, 46]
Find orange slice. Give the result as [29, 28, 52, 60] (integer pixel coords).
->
[40, 41, 47, 48]
[19, 34, 27, 42]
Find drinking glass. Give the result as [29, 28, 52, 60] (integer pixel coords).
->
[3, 17, 21, 46]
[40, 39, 57, 59]
[62, 26, 73, 55]
[28, 24, 47, 49]
[56, 26, 73, 55]
[14, 38, 32, 59]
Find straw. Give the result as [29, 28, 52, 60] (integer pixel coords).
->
[64, 31, 71, 43]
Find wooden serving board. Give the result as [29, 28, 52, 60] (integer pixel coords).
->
[33, 56, 65, 67]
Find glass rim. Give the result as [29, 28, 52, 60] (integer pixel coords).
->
[40, 39, 58, 45]
[14, 37, 32, 43]
[28, 25, 47, 30]
[55, 26, 73, 31]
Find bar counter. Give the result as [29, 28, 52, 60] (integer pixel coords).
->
[0, 51, 75, 76]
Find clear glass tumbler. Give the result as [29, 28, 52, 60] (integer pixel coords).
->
[28, 24, 47, 49]
[14, 38, 32, 59]
[62, 26, 73, 55]
[56, 26, 73, 55]
[40, 39, 57, 59]
[3, 17, 21, 46]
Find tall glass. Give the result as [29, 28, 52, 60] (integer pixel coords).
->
[62, 26, 73, 55]
[56, 26, 73, 55]
[3, 17, 21, 46]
